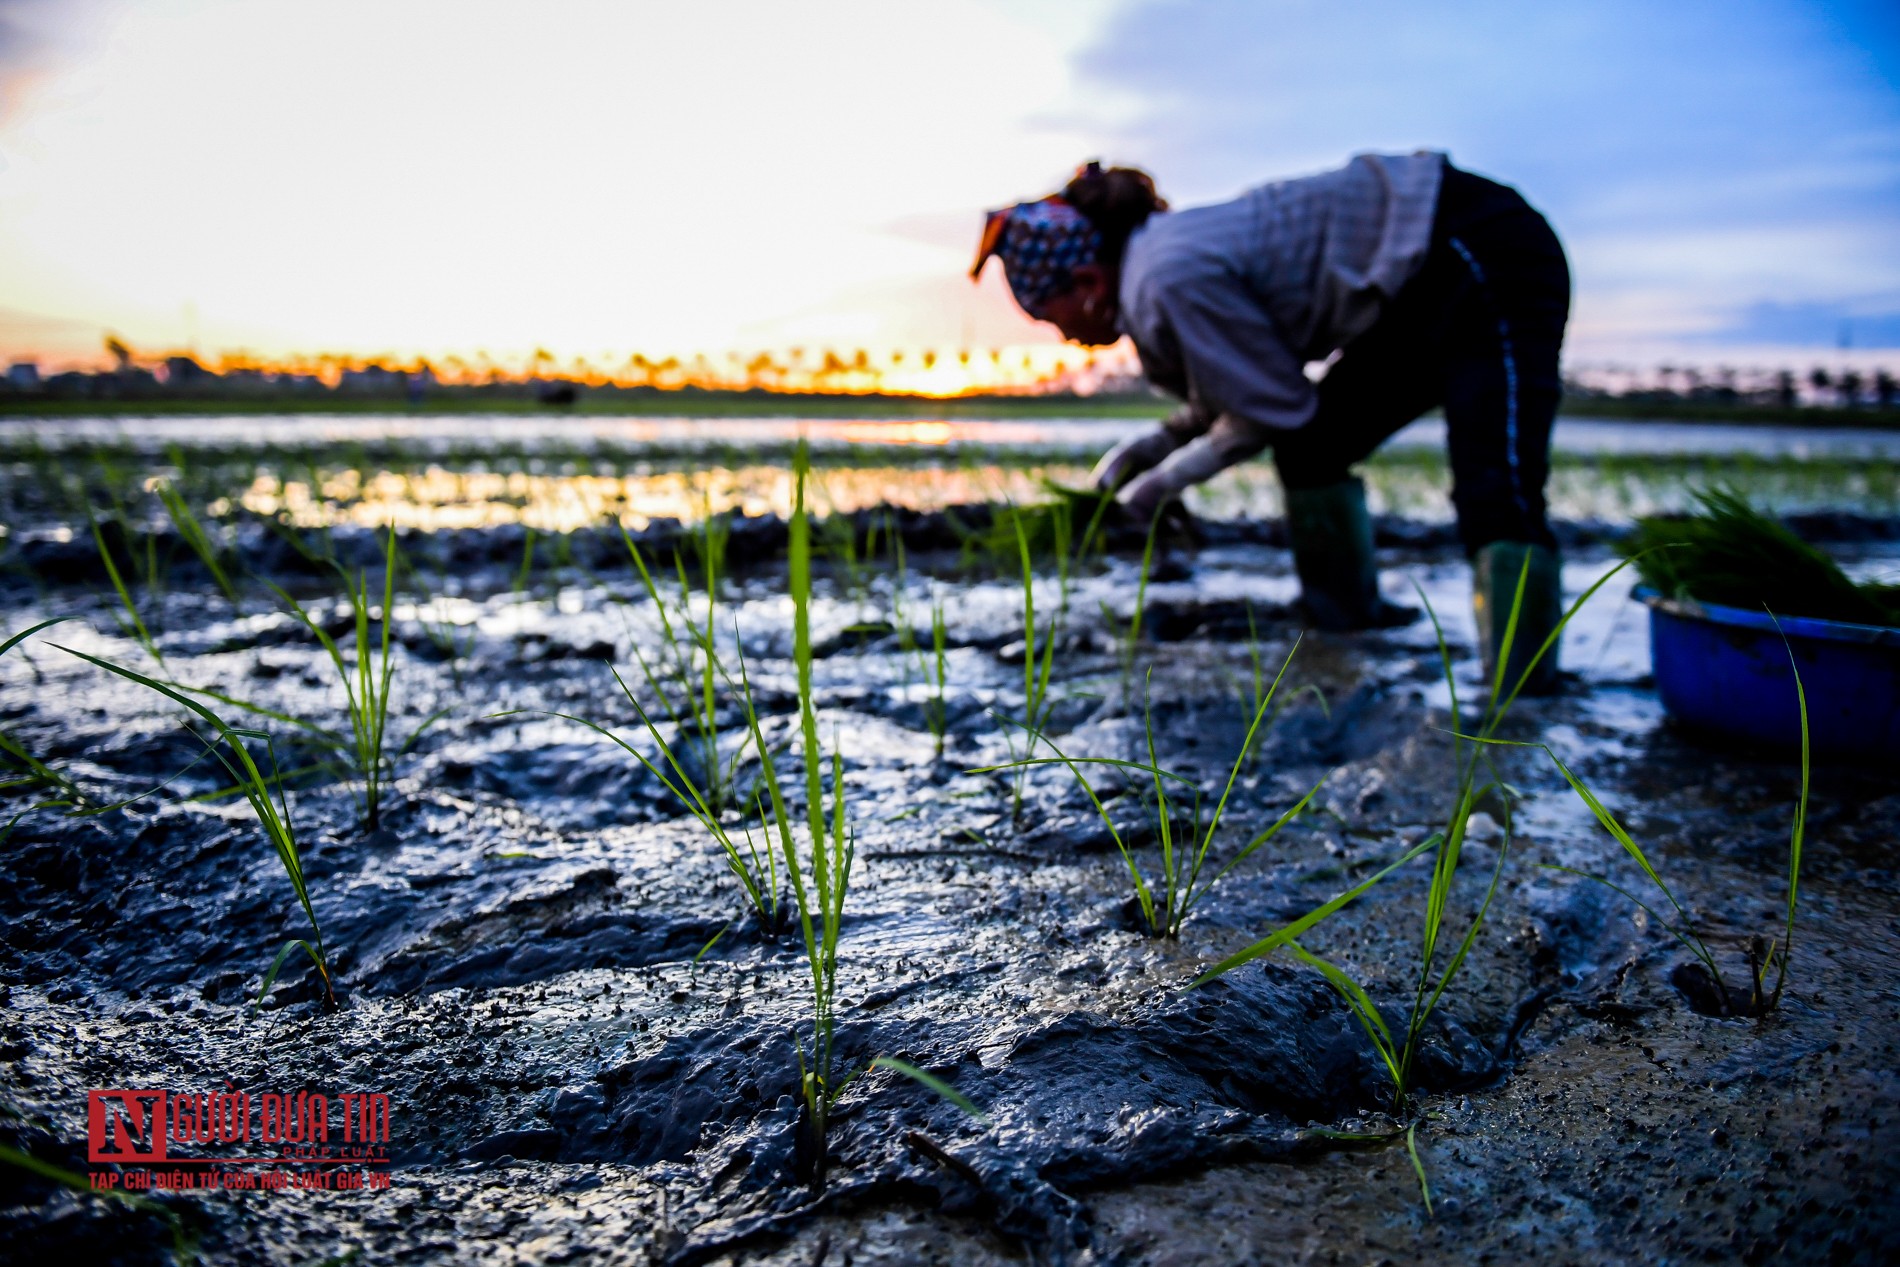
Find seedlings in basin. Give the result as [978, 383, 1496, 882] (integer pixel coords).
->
[1627, 486, 1899, 626]
[57, 645, 338, 1010]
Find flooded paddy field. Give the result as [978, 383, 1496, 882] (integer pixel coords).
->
[2, 416, 1898, 1265]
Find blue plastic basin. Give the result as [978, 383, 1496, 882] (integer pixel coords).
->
[1637, 586, 1900, 761]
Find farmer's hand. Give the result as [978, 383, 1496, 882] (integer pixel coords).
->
[1115, 413, 1270, 537]
[1089, 426, 1186, 492]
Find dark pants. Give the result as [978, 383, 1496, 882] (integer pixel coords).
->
[1271, 165, 1572, 554]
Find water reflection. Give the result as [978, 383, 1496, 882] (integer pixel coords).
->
[235, 463, 1099, 532]
[7, 413, 1896, 534]
[225, 452, 1897, 533]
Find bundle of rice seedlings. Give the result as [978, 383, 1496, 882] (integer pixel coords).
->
[1626, 486, 1899, 626]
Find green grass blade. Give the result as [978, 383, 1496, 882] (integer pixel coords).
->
[156, 480, 237, 602]
[871, 1056, 985, 1120]
[1488, 553, 1646, 728]
[1405, 1122, 1434, 1217]
[1188, 833, 1443, 988]
[1407, 792, 1514, 1082]
[1183, 638, 1301, 909]
[1287, 940, 1403, 1094]
[0, 1143, 196, 1264]
[1, 616, 70, 659]
[1769, 615, 1809, 1005]
[90, 513, 161, 664]
[255, 937, 331, 1008]
[62, 644, 334, 1007]
[1202, 770, 1332, 886]
[1534, 862, 1709, 950]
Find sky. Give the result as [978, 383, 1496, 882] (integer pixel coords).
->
[0, 0, 1895, 374]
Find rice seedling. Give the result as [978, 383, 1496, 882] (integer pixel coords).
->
[394, 548, 477, 690]
[925, 592, 950, 760]
[157, 447, 240, 604]
[817, 485, 875, 614]
[55, 645, 337, 1009]
[1, 617, 87, 835]
[583, 445, 961, 1185]
[89, 508, 163, 665]
[1050, 482, 1116, 613]
[1187, 555, 1639, 1207]
[1100, 508, 1163, 683]
[514, 525, 538, 594]
[775, 443, 857, 1187]
[978, 647, 1329, 938]
[525, 659, 781, 930]
[1474, 622, 1812, 1015]
[3, 617, 227, 839]
[97, 459, 162, 596]
[999, 513, 1059, 822]
[615, 509, 746, 816]
[0, 1143, 197, 1264]
[266, 527, 441, 831]
[1236, 600, 1328, 759]
[887, 513, 918, 678]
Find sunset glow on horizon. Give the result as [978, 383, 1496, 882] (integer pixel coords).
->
[0, 0, 1120, 372]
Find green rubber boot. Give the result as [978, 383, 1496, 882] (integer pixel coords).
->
[1472, 541, 1564, 698]
[1284, 477, 1416, 631]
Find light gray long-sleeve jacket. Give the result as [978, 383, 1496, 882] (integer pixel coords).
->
[1110, 152, 1444, 511]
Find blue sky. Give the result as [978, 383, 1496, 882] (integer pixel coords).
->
[0, 0, 1893, 370]
[1072, 0, 1900, 357]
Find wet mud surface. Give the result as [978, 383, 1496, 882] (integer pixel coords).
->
[2, 509, 1898, 1265]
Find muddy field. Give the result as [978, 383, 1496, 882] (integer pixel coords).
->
[1, 448, 1898, 1265]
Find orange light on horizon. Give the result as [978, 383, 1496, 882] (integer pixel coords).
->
[38, 337, 1146, 399]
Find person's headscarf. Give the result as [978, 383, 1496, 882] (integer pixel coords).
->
[970, 195, 1102, 319]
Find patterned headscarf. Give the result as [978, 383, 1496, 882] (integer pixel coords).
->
[970, 195, 1102, 320]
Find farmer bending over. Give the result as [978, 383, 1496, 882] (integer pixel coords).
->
[971, 154, 1571, 693]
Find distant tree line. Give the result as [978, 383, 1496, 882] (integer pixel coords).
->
[2, 336, 1895, 416]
